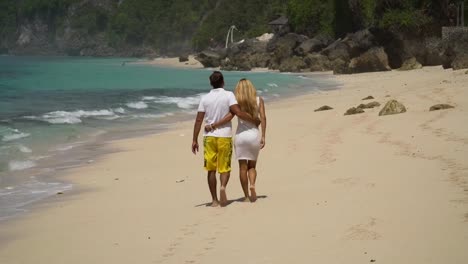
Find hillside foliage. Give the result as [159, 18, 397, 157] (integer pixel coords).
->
[0, 0, 466, 53]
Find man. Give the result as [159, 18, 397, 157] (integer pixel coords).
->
[192, 71, 259, 207]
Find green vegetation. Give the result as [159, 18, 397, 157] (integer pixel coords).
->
[0, 0, 16, 44]
[0, 0, 464, 53]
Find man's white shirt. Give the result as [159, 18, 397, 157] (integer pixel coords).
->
[197, 88, 237, 137]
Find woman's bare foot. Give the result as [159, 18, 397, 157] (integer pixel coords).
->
[242, 197, 250, 202]
[220, 187, 228, 206]
[249, 186, 257, 202]
[210, 200, 220, 207]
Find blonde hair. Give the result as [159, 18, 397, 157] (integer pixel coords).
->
[235, 79, 258, 118]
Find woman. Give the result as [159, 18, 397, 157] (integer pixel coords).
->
[206, 78, 267, 202]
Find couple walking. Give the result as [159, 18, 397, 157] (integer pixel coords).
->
[192, 71, 267, 207]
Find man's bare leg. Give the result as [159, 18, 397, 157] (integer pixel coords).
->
[219, 172, 230, 206]
[238, 160, 250, 202]
[207, 171, 219, 207]
[247, 160, 257, 202]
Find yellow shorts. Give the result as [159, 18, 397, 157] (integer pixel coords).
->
[203, 136, 232, 173]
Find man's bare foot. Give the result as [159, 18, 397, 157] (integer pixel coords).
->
[249, 186, 257, 202]
[242, 197, 250, 202]
[219, 187, 228, 206]
[210, 200, 220, 207]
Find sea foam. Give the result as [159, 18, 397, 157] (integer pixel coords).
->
[9, 160, 36, 171]
[17, 145, 32, 153]
[126, 101, 148, 109]
[29, 109, 117, 124]
[152, 95, 202, 109]
[2, 132, 30, 142]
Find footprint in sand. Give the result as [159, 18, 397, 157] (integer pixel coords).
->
[345, 218, 381, 240]
[332, 177, 359, 186]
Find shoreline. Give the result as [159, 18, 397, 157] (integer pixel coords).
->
[0, 68, 337, 222]
[1, 66, 467, 263]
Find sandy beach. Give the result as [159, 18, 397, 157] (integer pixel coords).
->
[137, 55, 204, 69]
[1, 66, 467, 263]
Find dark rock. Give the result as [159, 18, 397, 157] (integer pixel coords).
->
[452, 54, 468, 70]
[465, 70, 468, 74]
[347, 47, 391, 74]
[344, 107, 365, 115]
[379, 100, 407, 116]
[278, 56, 306, 72]
[196, 50, 223, 67]
[322, 39, 350, 61]
[331, 58, 349, 74]
[220, 55, 253, 71]
[441, 31, 468, 69]
[341, 29, 376, 58]
[314, 105, 333, 112]
[268, 33, 307, 67]
[358, 101, 381, 109]
[267, 33, 307, 53]
[56, 192, 63, 195]
[429, 104, 454, 111]
[305, 53, 332, 71]
[179, 55, 189, 62]
[362, 96, 374, 100]
[399, 57, 422, 71]
[295, 35, 334, 56]
[370, 28, 404, 68]
[422, 37, 446, 66]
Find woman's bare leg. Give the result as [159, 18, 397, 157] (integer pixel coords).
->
[238, 160, 250, 201]
[247, 160, 257, 202]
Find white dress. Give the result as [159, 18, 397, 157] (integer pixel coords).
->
[234, 97, 261, 161]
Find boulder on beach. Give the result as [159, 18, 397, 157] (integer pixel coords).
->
[195, 50, 223, 67]
[347, 47, 391, 74]
[178, 55, 189, 62]
[452, 54, 468, 70]
[358, 101, 381, 109]
[399, 57, 422, 71]
[278, 56, 306, 72]
[314, 105, 333, 112]
[379, 100, 407, 116]
[429, 104, 454, 111]
[344, 107, 365, 115]
[362, 96, 374, 100]
[295, 35, 333, 56]
[305, 53, 331, 72]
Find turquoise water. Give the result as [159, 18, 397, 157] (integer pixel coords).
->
[0, 56, 336, 220]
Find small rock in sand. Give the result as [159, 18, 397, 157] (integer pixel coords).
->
[465, 70, 468, 74]
[362, 96, 374, 100]
[314, 105, 333, 112]
[56, 192, 63, 195]
[357, 101, 381, 109]
[379, 100, 406, 116]
[176, 179, 185, 183]
[344, 107, 365, 115]
[429, 104, 454, 111]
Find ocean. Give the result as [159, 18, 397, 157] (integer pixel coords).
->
[0, 56, 337, 220]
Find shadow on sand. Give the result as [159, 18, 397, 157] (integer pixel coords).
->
[194, 195, 268, 207]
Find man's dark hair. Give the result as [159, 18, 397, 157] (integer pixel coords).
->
[209, 71, 224, 88]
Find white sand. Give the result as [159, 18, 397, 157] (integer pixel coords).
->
[136, 55, 203, 69]
[0, 66, 467, 264]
